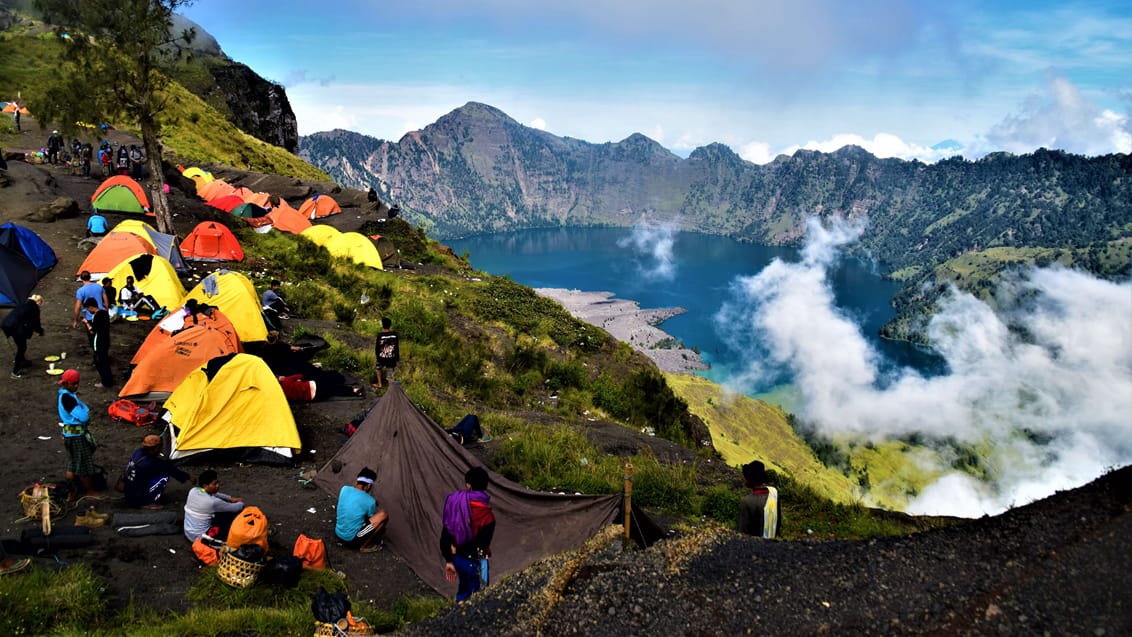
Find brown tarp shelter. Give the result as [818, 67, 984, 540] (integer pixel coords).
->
[314, 383, 661, 597]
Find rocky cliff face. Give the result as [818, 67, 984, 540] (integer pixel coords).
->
[205, 61, 299, 153]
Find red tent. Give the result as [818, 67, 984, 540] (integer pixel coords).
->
[180, 222, 244, 262]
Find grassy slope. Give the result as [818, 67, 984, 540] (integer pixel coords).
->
[0, 25, 329, 182]
[664, 373, 859, 503]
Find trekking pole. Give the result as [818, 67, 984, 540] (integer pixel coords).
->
[623, 461, 632, 546]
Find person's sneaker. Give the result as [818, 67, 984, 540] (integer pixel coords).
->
[85, 507, 110, 521]
[75, 512, 105, 528]
[9, 372, 23, 379]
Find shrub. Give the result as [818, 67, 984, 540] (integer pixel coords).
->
[699, 484, 741, 524]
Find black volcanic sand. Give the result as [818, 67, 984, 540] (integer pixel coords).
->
[1, 131, 1130, 636]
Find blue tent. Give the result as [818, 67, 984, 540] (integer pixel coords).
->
[0, 223, 57, 306]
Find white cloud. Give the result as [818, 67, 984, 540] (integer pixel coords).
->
[986, 73, 1132, 155]
[528, 117, 547, 130]
[715, 216, 1132, 517]
[617, 220, 680, 280]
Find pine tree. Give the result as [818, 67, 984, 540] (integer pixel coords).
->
[33, 0, 196, 234]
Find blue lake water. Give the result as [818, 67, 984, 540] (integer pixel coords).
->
[448, 227, 944, 394]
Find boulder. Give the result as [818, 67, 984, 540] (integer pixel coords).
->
[28, 197, 80, 223]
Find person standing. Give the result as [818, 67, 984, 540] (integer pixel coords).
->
[737, 460, 779, 539]
[373, 317, 399, 389]
[46, 130, 62, 164]
[183, 470, 245, 542]
[128, 144, 144, 179]
[72, 270, 104, 329]
[334, 467, 388, 553]
[13, 107, 20, 132]
[82, 297, 113, 388]
[441, 466, 495, 603]
[57, 369, 101, 498]
[1, 294, 44, 378]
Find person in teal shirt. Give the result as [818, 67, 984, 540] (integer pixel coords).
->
[57, 369, 101, 498]
[334, 467, 388, 552]
[86, 214, 108, 237]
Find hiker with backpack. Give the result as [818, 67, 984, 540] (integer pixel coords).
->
[120, 434, 194, 509]
[2, 294, 44, 378]
[737, 460, 779, 539]
[115, 145, 129, 175]
[57, 369, 103, 499]
[373, 317, 399, 389]
[334, 467, 388, 553]
[441, 466, 495, 602]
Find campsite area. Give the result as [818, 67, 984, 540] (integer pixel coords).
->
[2, 128, 1131, 635]
[0, 136, 448, 610]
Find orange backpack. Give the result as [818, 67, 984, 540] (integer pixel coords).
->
[292, 533, 327, 570]
[192, 536, 221, 566]
[226, 506, 269, 553]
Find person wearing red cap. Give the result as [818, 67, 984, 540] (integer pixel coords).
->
[57, 369, 101, 498]
[120, 434, 194, 509]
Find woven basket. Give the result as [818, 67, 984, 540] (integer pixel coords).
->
[20, 485, 58, 520]
[313, 620, 375, 637]
[217, 550, 263, 589]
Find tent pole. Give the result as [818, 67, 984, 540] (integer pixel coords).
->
[623, 461, 633, 546]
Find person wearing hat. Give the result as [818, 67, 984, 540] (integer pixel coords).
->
[46, 129, 62, 165]
[334, 467, 388, 553]
[1, 294, 44, 378]
[120, 434, 194, 509]
[737, 460, 779, 539]
[57, 369, 101, 498]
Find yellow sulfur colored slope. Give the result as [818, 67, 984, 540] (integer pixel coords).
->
[664, 373, 859, 504]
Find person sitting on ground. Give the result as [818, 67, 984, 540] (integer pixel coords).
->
[100, 277, 118, 316]
[737, 460, 779, 539]
[261, 280, 290, 316]
[446, 414, 491, 445]
[2, 293, 44, 378]
[183, 469, 245, 542]
[121, 434, 194, 509]
[118, 275, 139, 309]
[441, 466, 495, 603]
[334, 467, 388, 553]
[86, 213, 109, 238]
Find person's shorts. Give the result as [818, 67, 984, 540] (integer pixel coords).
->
[64, 435, 95, 476]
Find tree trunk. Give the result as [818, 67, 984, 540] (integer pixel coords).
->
[139, 120, 172, 234]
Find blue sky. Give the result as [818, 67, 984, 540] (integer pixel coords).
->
[181, 0, 1132, 163]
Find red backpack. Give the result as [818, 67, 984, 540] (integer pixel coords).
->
[107, 399, 158, 427]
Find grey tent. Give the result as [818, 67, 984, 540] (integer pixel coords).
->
[314, 383, 661, 596]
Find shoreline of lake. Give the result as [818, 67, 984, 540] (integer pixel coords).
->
[535, 288, 709, 374]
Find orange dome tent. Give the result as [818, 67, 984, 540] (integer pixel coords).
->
[76, 231, 156, 278]
[181, 222, 245, 262]
[121, 309, 243, 399]
[266, 200, 311, 234]
[91, 175, 152, 215]
[197, 179, 235, 201]
[298, 194, 341, 219]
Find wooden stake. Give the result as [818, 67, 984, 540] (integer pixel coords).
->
[623, 461, 633, 546]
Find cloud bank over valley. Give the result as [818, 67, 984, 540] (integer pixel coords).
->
[715, 218, 1132, 517]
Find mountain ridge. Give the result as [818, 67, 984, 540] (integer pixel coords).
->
[300, 102, 1132, 341]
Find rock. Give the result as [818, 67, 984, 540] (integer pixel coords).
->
[28, 197, 80, 222]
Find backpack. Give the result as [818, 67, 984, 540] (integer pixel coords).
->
[226, 506, 269, 553]
[293, 533, 327, 570]
[107, 399, 158, 426]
